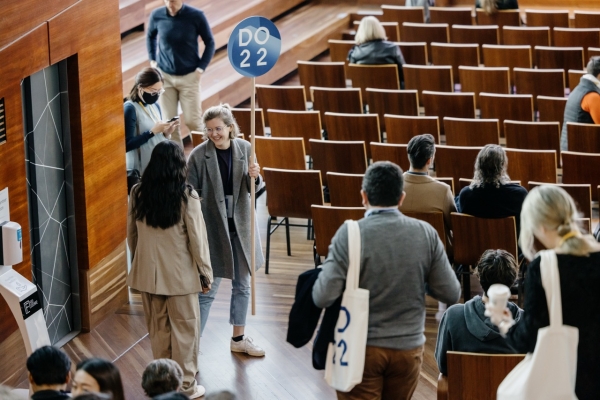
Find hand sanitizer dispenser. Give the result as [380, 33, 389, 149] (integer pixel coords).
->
[0, 221, 50, 356]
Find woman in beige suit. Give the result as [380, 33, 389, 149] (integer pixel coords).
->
[127, 141, 212, 399]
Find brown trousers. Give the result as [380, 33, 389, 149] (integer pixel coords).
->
[141, 292, 200, 397]
[337, 345, 424, 400]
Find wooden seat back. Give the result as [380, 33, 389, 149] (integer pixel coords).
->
[431, 43, 480, 83]
[562, 151, 600, 201]
[514, 68, 564, 110]
[435, 145, 483, 190]
[231, 108, 265, 137]
[574, 11, 600, 29]
[553, 28, 600, 61]
[525, 9, 569, 44]
[590, 47, 600, 58]
[352, 20, 400, 42]
[255, 137, 306, 171]
[459, 66, 510, 108]
[403, 65, 453, 104]
[476, 9, 520, 42]
[422, 91, 476, 135]
[256, 84, 306, 126]
[534, 46, 585, 78]
[503, 27, 550, 59]
[403, 211, 446, 249]
[430, 7, 473, 27]
[366, 89, 419, 132]
[385, 115, 440, 144]
[482, 44, 532, 86]
[450, 25, 499, 62]
[311, 87, 363, 130]
[537, 95, 568, 131]
[567, 122, 600, 154]
[444, 117, 500, 146]
[451, 213, 518, 266]
[505, 148, 557, 186]
[504, 120, 561, 162]
[298, 61, 346, 100]
[310, 139, 367, 186]
[263, 168, 323, 219]
[370, 142, 410, 172]
[480, 93, 534, 137]
[529, 182, 592, 219]
[401, 22, 450, 61]
[312, 205, 366, 257]
[569, 70, 586, 93]
[381, 5, 425, 26]
[347, 64, 400, 100]
[324, 112, 381, 158]
[442, 351, 525, 400]
[327, 172, 364, 207]
[328, 39, 355, 63]
[395, 41, 429, 64]
[267, 110, 322, 155]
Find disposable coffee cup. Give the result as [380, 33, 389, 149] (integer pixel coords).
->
[487, 284, 511, 313]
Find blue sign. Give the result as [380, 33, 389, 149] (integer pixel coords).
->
[228, 16, 281, 78]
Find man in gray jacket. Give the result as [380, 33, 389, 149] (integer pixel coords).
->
[313, 161, 461, 400]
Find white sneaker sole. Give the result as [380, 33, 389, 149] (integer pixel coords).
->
[231, 347, 266, 357]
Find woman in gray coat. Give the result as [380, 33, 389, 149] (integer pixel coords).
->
[187, 103, 266, 357]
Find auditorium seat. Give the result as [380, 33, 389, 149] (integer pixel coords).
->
[534, 46, 585, 78]
[431, 43, 479, 83]
[482, 45, 532, 86]
[327, 172, 364, 207]
[297, 61, 346, 100]
[366, 89, 419, 132]
[574, 11, 600, 29]
[403, 64, 453, 103]
[452, 213, 518, 300]
[385, 115, 440, 144]
[403, 211, 447, 249]
[480, 93, 534, 137]
[476, 9, 520, 43]
[525, 10, 569, 45]
[502, 27, 550, 58]
[232, 108, 265, 137]
[312, 205, 365, 263]
[263, 168, 324, 274]
[435, 145, 483, 190]
[505, 148, 557, 186]
[347, 64, 400, 100]
[553, 28, 600, 61]
[459, 66, 510, 108]
[567, 122, 600, 154]
[324, 112, 381, 158]
[401, 22, 450, 61]
[422, 91, 476, 135]
[443, 117, 500, 146]
[370, 142, 410, 171]
[568, 70, 587, 93]
[528, 182, 592, 219]
[381, 5, 425, 26]
[352, 20, 400, 42]
[255, 137, 307, 171]
[514, 68, 565, 110]
[430, 7, 473, 27]
[256, 84, 306, 126]
[311, 87, 362, 130]
[450, 25, 499, 62]
[537, 95, 568, 131]
[590, 47, 600, 59]
[328, 39, 354, 65]
[267, 110, 322, 156]
[395, 42, 429, 65]
[309, 139, 367, 186]
[504, 120, 561, 163]
[561, 151, 600, 201]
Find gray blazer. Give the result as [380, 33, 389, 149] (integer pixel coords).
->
[187, 139, 264, 279]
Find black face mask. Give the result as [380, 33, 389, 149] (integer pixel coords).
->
[141, 91, 159, 104]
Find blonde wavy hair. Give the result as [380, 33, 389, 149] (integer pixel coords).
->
[481, 0, 498, 14]
[201, 103, 240, 140]
[355, 16, 387, 45]
[519, 185, 598, 260]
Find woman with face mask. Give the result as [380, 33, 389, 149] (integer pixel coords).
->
[124, 67, 179, 178]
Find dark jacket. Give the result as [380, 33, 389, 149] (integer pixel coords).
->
[31, 390, 71, 400]
[348, 40, 406, 87]
[435, 295, 523, 375]
[475, 0, 519, 10]
[286, 268, 342, 370]
[561, 76, 600, 150]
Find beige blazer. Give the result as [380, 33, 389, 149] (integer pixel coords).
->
[127, 186, 213, 296]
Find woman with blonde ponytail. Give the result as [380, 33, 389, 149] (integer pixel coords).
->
[475, 0, 519, 15]
[495, 185, 600, 399]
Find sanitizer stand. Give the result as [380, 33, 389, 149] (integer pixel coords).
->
[0, 221, 50, 356]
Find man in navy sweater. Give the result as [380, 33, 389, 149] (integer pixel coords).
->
[147, 0, 215, 146]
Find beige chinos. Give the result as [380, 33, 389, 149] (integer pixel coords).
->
[160, 70, 202, 145]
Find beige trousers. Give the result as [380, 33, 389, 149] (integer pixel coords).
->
[141, 292, 200, 397]
[160, 70, 202, 145]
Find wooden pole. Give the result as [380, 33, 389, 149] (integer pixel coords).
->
[250, 76, 256, 316]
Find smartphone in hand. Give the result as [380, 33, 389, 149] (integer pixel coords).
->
[169, 116, 179, 122]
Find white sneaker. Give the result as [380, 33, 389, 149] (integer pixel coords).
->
[230, 336, 266, 357]
[189, 385, 206, 398]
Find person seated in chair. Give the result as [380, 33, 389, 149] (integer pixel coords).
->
[435, 249, 523, 375]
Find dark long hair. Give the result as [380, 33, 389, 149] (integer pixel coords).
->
[76, 358, 125, 400]
[132, 141, 193, 229]
[128, 67, 163, 103]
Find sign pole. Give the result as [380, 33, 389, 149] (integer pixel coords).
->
[250, 76, 256, 316]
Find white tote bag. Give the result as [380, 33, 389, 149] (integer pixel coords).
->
[497, 250, 579, 400]
[324, 220, 370, 392]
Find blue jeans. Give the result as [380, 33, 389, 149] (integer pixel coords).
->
[199, 233, 251, 334]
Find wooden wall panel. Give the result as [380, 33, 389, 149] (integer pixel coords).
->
[0, 24, 49, 343]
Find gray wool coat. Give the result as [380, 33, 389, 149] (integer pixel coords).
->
[187, 138, 264, 279]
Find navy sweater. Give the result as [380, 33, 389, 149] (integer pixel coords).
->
[147, 4, 215, 75]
